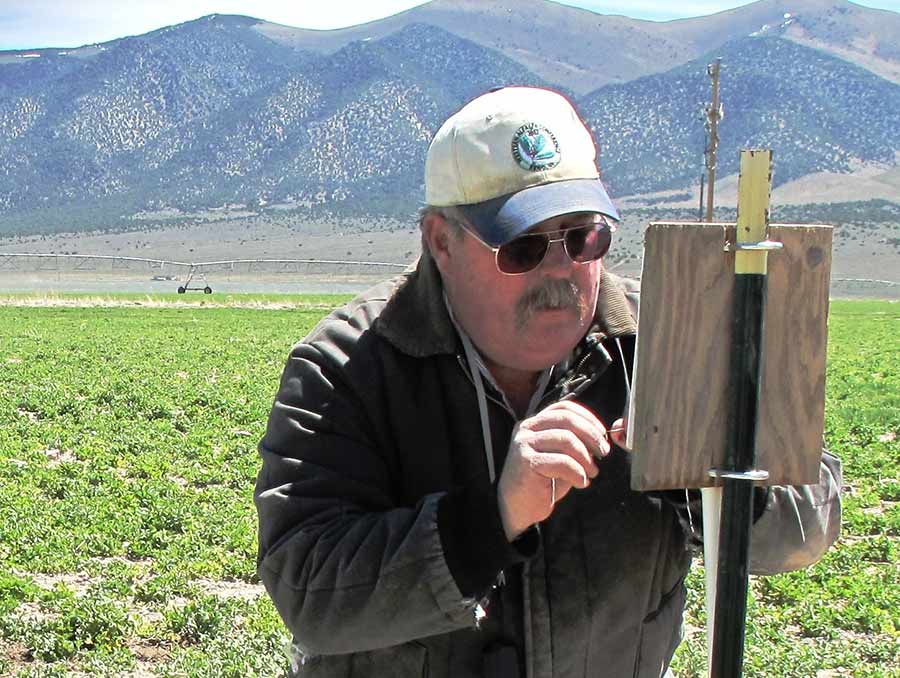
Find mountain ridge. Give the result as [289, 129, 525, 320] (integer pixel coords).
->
[0, 0, 897, 235]
[246, 0, 900, 91]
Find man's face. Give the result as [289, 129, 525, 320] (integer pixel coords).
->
[435, 212, 604, 374]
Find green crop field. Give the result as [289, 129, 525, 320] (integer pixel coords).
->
[1, 295, 897, 677]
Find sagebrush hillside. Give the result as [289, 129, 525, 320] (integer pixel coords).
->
[0, 0, 897, 234]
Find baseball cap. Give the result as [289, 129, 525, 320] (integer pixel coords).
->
[424, 86, 619, 247]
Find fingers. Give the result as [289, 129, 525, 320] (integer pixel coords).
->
[523, 400, 612, 459]
[521, 428, 598, 486]
[534, 398, 599, 426]
[497, 401, 616, 540]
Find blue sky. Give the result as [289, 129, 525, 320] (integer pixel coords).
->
[1, 0, 898, 50]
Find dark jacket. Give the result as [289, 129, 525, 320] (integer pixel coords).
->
[255, 253, 842, 678]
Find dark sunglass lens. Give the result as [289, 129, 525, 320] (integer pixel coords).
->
[564, 227, 591, 258]
[497, 235, 549, 274]
[566, 225, 611, 262]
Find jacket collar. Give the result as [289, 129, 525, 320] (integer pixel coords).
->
[373, 249, 637, 358]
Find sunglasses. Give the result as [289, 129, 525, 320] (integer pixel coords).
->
[458, 216, 614, 275]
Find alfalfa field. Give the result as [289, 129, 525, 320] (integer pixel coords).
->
[0, 294, 897, 677]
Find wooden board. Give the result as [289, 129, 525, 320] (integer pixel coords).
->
[629, 222, 833, 490]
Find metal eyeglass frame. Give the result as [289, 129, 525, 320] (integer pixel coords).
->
[446, 213, 616, 276]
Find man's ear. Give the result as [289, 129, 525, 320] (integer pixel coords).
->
[420, 212, 455, 273]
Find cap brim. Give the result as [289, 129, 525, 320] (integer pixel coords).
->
[457, 178, 620, 247]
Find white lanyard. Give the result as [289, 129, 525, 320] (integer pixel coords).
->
[459, 331, 499, 482]
[447, 296, 554, 483]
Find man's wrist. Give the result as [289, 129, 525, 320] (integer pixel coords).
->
[498, 497, 528, 542]
[437, 485, 539, 597]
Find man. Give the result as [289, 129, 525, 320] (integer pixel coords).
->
[255, 86, 842, 678]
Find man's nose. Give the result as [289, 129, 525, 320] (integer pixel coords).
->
[540, 237, 572, 272]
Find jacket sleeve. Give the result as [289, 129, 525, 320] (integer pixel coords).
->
[658, 451, 842, 574]
[748, 450, 843, 574]
[254, 336, 475, 656]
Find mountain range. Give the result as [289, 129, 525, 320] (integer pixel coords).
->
[0, 0, 898, 234]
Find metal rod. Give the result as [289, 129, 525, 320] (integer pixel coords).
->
[709, 148, 773, 678]
[710, 273, 767, 678]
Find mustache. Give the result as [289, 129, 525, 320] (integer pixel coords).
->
[515, 278, 583, 329]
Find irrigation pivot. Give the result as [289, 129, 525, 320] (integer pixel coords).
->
[0, 253, 407, 293]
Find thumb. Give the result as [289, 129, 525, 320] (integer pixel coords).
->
[609, 417, 630, 452]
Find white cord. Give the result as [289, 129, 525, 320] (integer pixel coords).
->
[459, 329, 496, 483]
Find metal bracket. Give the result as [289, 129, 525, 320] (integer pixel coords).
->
[723, 239, 784, 252]
[708, 468, 770, 481]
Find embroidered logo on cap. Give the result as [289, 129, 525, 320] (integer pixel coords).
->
[511, 123, 560, 172]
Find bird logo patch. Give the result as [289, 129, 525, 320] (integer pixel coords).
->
[512, 123, 560, 171]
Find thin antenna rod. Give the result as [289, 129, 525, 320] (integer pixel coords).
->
[705, 58, 722, 223]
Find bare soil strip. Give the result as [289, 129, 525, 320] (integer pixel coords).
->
[0, 294, 333, 310]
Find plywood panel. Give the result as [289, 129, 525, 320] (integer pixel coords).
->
[756, 225, 833, 485]
[629, 222, 832, 490]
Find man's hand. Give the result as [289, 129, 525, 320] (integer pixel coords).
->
[497, 401, 611, 541]
[608, 417, 628, 451]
